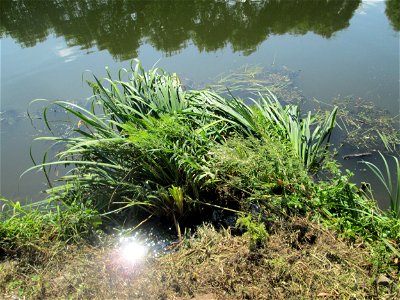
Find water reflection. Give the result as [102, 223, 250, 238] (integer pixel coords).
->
[55, 45, 81, 62]
[385, 0, 400, 31]
[119, 237, 148, 265]
[0, 0, 362, 59]
[107, 228, 174, 277]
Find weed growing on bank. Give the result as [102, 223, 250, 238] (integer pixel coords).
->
[0, 198, 100, 258]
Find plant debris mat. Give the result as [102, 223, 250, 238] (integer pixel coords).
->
[2, 217, 399, 299]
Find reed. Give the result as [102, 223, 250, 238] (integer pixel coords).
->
[363, 152, 400, 218]
[252, 91, 337, 171]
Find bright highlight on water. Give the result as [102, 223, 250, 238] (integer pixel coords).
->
[119, 237, 148, 265]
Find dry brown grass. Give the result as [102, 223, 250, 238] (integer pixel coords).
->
[1, 218, 399, 299]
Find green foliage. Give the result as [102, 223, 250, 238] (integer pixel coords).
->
[20, 61, 399, 270]
[168, 185, 184, 216]
[253, 92, 337, 171]
[26, 61, 335, 224]
[316, 171, 400, 261]
[207, 136, 313, 209]
[0, 198, 100, 255]
[362, 153, 400, 218]
[236, 215, 268, 249]
[90, 60, 188, 122]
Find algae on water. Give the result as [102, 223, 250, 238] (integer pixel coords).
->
[207, 64, 304, 105]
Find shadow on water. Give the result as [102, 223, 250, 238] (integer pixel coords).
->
[0, 0, 361, 59]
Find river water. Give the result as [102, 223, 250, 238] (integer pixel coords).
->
[0, 0, 399, 209]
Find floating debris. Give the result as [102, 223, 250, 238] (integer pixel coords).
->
[207, 64, 304, 104]
[312, 97, 399, 154]
[342, 152, 372, 160]
[333, 97, 399, 152]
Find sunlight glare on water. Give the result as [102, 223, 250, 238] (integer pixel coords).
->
[119, 237, 148, 265]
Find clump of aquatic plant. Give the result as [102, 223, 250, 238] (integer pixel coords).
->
[44, 115, 211, 219]
[88, 59, 189, 125]
[13, 60, 400, 284]
[25, 62, 217, 226]
[188, 90, 337, 171]
[253, 92, 337, 171]
[26, 60, 337, 230]
[362, 152, 400, 219]
[207, 136, 313, 209]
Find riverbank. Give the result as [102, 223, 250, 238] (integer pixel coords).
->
[1, 62, 399, 298]
[1, 215, 398, 299]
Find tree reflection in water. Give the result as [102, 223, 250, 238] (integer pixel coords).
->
[385, 0, 400, 31]
[0, 0, 365, 60]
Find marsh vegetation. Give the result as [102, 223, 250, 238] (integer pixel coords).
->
[1, 62, 399, 298]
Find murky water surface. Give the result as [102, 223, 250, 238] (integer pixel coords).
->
[1, 0, 399, 209]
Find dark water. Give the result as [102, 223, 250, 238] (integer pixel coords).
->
[0, 0, 399, 208]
